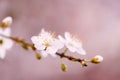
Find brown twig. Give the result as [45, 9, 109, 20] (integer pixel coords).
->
[56, 52, 88, 67]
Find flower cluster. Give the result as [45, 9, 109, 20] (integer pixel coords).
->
[0, 16, 103, 71]
[0, 16, 13, 59]
[31, 29, 86, 57]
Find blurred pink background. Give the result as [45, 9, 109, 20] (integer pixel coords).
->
[0, 0, 120, 80]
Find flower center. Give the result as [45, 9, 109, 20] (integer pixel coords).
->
[44, 39, 50, 50]
[68, 42, 73, 46]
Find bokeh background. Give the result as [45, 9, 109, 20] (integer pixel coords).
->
[0, 0, 120, 80]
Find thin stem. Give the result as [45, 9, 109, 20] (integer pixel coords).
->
[56, 52, 88, 66]
[56, 52, 82, 62]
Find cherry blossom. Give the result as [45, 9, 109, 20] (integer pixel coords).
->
[31, 29, 64, 57]
[58, 32, 86, 55]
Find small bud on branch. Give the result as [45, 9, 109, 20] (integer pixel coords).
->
[61, 63, 67, 72]
[0, 16, 12, 28]
[91, 55, 103, 64]
[36, 53, 41, 60]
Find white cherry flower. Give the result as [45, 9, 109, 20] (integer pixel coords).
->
[0, 28, 13, 59]
[31, 29, 64, 57]
[58, 32, 86, 55]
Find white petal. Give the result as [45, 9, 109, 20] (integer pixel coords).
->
[73, 41, 82, 47]
[64, 32, 71, 41]
[35, 44, 45, 50]
[52, 39, 64, 49]
[4, 28, 11, 36]
[76, 48, 86, 55]
[41, 51, 48, 57]
[66, 44, 76, 52]
[31, 36, 39, 43]
[0, 48, 6, 59]
[0, 28, 3, 34]
[39, 28, 49, 37]
[3, 39, 13, 49]
[58, 35, 66, 43]
[46, 47, 57, 55]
